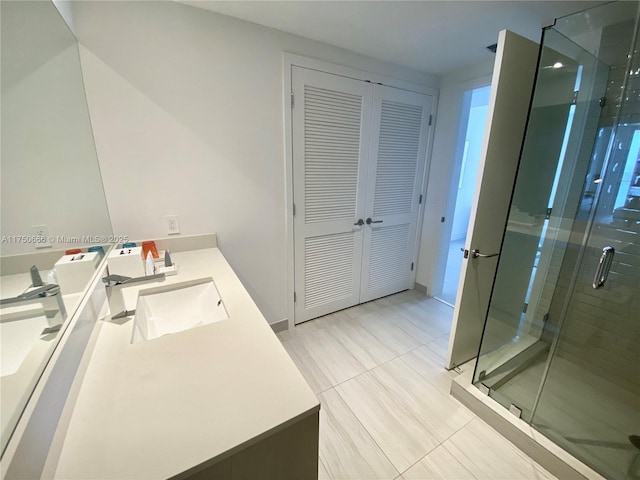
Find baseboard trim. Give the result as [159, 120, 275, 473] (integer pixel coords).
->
[270, 319, 289, 333]
[414, 282, 428, 295]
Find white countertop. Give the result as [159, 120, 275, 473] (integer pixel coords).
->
[51, 248, 319, 479]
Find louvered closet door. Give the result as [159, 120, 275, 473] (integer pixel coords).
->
[292, 67, 374, 323]
[360, 85, 432, 302]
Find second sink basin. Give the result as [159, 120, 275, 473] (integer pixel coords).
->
[131, 277, 228, 344]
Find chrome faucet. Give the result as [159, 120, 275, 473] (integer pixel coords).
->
[102, 273, 165, 319]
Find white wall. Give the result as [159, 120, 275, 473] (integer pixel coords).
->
[1, 1, 112, 256]
[65, 0, 437, 324]
[416, 59, 494, 295]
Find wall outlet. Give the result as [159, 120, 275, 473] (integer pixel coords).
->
[31, 224, 51, 248]
[164, 215, 180, 235]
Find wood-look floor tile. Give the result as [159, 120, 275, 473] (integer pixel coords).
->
[399, 345, 459, 395]
[424, 335, 450, 362]
[416, 296, 453, 318]
[288, 314, 336, 338]
[344, 303, 371, 319]
[276, 329, 294, 342]
[378, 307, 439, 345]
[354, 311, 423, 356]
[298, 328, 368, 386]
[318, 388, 399, 480]
[280, 337, 333, 394]
[443, 418, 557, 480]
[319, 457, 331, 480]
[403, 445, 476, 479]
[360, 300, 386, 314]
[371, 295, 395, 308]
[277, 292, 558, 480]
[327, 308, 353, 324]
[370, 358, 475, 442]
[336, 371, 441, 473]
[385, 290, 419, 305]
[418, 297, 456, 317]
[396, 303, 452, 337]
[326, 321, 398, 370]
[417, 307, 454, 335]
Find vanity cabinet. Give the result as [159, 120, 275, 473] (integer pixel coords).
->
[2, 240, 319, 480]
[184, 413, 318, 479]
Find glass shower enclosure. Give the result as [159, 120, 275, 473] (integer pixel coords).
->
[473, 2, 640, 479]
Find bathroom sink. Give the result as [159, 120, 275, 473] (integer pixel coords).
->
[1, 304, 49, 376]
[131, 277, 228, 344]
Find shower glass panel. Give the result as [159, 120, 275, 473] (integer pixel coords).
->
[473, 27, 610, 419]
[473, 2, 640, 479]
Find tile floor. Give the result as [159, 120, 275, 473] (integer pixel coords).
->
[277, 290, 557, 480]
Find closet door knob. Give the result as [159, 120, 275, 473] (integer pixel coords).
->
[366, 218, 383, 225]
[354, 219, 364, 226]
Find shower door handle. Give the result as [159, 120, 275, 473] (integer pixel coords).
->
[592, 246, 615, 289]
[461, 248, 499, 259]
[471, 249, 499, 258]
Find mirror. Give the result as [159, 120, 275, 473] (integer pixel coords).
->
[0, 0, 113, 455]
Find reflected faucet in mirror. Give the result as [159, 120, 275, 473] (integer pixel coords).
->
[0, 265, 67, 332]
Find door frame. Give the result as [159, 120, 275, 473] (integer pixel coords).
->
[433, 76, 492, 301]
[283, 53, 439, 328]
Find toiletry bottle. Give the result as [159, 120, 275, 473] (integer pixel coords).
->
[145, 251, 155, 276]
